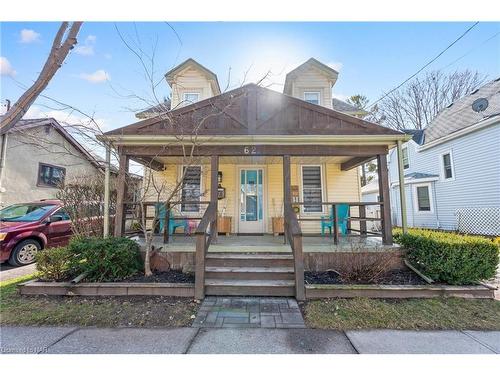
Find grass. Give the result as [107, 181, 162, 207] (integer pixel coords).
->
[302, 297, 500, 330]
[0, 274, 199, 327]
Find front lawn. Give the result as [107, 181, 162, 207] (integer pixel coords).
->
[0, 275, 199, 327]
[301, 297, 500, 330]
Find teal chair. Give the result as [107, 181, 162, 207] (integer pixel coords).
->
[321, 204, 350, 236]
[155, 204, 189, 235]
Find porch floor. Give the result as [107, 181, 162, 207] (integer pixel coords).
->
[135, 234, 399, 253]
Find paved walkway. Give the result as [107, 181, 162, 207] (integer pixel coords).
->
[192, 297, 305, 328]
[1, 326, 499, 354]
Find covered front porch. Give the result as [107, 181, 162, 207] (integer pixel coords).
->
[101, 84, 410, 300]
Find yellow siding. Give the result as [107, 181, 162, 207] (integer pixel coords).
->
[290, 66, 333, 109]
[144, 159, 360, 235]
[170, 67, 215, 108]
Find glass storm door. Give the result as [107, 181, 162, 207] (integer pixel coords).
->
[238, 168, 264, 233]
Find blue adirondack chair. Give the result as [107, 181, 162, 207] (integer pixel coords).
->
[321, 204, 349, 236]
[155, 204, 189, 235]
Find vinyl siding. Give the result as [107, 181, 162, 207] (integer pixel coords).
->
[388, 122, 500, 230]
[145, 158, 361, 234]
[170, 67, 216, 109]
[290, 66, 333, 109]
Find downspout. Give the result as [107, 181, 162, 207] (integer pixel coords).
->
[396, 140, 408, 233]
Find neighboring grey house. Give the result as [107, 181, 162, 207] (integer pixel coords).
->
[0, 117, 109, 207]
[383, 78, 500, 235]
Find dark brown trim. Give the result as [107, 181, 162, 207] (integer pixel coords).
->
[36, 162, 66, 188]
[341, 156, 376, 171]
[122, 145, 388, 158]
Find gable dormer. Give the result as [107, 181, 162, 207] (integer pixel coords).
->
[165, 58, 221, 109]
[283, 58, 338, 109]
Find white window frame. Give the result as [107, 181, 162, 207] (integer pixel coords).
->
[303, 91, 321, 106]
[412, 183, 434, 214]
[439, 150, 455, 181]
[299, 164, 325, 215]
[182, 92, 200, 105]
[179, 165, 203, 214]
[402, 145, 410, 169]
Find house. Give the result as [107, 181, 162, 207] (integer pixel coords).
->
[0, 117, 110, 206]
[100, 57, 408, 299]
[382, 78, 500, 236]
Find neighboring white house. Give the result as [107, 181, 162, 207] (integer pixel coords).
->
[0, 117, 111, 206]
[363, 78, 500, 236]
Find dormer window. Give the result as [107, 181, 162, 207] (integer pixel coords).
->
[304, 91, 320, 105]
[183, 92, 200, 105]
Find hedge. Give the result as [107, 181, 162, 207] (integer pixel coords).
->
[394, 228, 499, 285]
[68, 237, 143, 282]
[36, 246, 74, 281]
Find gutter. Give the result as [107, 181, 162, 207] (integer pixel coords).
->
[97, 133, 411, 146]
[0, 132, 7, 200]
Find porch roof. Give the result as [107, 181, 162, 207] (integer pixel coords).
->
[103, 84, 406, 143]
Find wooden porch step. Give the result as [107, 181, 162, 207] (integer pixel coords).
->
[205, 253, 294, 267]
[205, 279, 295, 296]
[205, 266, 295, 280]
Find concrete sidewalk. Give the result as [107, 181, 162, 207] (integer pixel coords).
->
[1, 326, 499, 354]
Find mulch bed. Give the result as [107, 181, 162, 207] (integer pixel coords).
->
[123, 270, 195, 284]
[304, 269, 427, 285]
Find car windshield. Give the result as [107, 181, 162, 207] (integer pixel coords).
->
[0, 204, 57, 222]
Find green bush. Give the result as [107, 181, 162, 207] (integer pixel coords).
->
[36, 247, 75, 281]
[394, 228, 499, 285]
[68, 237, 143, 282]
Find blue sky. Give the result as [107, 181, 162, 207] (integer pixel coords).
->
[1, 22, 499, 132]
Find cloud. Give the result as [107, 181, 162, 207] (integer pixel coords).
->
[327, 61, 343, 72]
[104, 53, 112, 60]
[0, 57, 16, 76]
[75, 35, 97, 56]
[24, 105, 109, 131]
[79, 69, 110, 83]
[20, 29, 41, 43]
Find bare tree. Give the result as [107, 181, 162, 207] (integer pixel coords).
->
[377, 69, 487, 130]
[1, 22, 83, 134]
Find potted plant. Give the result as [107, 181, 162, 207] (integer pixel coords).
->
[271, 198, 284, 236]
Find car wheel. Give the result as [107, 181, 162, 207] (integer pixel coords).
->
[8, 239, 41, 266]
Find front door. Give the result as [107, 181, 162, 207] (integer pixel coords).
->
[238, 168, 264, 233]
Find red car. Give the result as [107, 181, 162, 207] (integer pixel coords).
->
[0, 200, 72, 266]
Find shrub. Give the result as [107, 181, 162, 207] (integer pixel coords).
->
[36, 247, 75, 281]
[394, 228, 499, 285]
[68, 237, 143, 282]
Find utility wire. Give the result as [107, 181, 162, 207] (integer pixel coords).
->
[368, 22, 480, 109]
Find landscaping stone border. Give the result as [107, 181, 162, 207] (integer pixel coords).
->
[305, 284, 496, 299]
[18, 280, 194, 297]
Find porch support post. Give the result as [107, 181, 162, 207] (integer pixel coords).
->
[114, 148, 129, 237]
[103, 144, 111, 237]
[396, 140, 408, 233]
[210, 154, 219, 240]
[283, 155, 291, 244]
[377, 154, 393, 245]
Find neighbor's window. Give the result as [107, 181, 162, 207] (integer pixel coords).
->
[442, 152, 453, 179]
[181, 166, 202, 212]
[416, 185, 431, 212]
[304, 92, 320, 105]
[37, 163, 65, 188]
[402, 147, 409, 169]
[183, 92, 200, 104]
[302, 166, 323, 213]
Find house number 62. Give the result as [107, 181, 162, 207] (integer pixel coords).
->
[244, 146, 257, 154]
